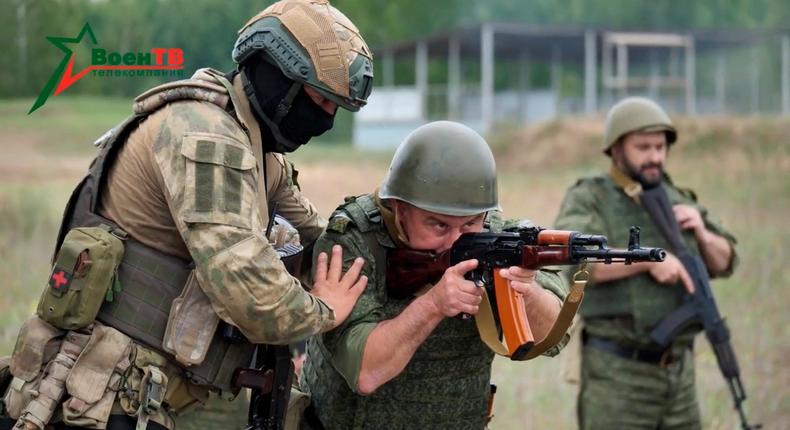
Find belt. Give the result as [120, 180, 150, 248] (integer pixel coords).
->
[585, 336, 687, 368]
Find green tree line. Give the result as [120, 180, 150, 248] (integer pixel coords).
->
[0, 0, 787, 99]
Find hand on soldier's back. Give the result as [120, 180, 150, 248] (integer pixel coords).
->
[311, 245, 368, 329]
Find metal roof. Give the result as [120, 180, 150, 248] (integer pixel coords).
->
[377, 22, 786, 63]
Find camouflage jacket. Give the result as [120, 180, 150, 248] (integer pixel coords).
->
[554, 170, 738, 347]
[100, 68, 333, 344]
[301, 193, 568, 430]
[3, 69, 333, 430]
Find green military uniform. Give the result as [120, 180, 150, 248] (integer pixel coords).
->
[301, 193, 568, 430]
[554, 171, 738, 430]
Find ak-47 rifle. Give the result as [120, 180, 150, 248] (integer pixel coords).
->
[387, 226, 665, 360]
[640, 186, 760, 430]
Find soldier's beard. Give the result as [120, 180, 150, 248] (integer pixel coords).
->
[621, 157, 664, 189]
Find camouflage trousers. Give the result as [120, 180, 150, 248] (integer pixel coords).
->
[577, 344, 701, 430]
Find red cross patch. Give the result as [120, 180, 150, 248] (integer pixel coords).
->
[48, 267, 72, 292]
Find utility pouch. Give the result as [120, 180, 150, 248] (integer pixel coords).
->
[3, 317, 65, 419]
[118, 344, 179, 430]
[38, 226, 125, 330]
[162, 270, 219, 367]
[11, 330, 91, 429]
[62, 324, 133, 428]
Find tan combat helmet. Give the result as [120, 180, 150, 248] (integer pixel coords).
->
[233, 0, 374, 111]
[379, 121, 501, 216]
[603, 97, 677, 155]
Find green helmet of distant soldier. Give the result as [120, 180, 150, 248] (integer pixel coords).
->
[379, 121, 501, 216]
[232, 0, 374, 112]
[603, 97, 677, 155]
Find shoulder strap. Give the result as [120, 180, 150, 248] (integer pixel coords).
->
[327, 194, 386, 282]
[333, 195, 381, 234]
[53, 113, 147, 259]
[608, 164, 643, 204]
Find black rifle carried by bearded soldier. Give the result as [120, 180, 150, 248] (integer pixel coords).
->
[640, 186, 760, 430]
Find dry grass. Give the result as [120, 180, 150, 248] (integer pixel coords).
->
[0, 97, 787, 429]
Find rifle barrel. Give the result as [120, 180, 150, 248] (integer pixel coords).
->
[572, 247, 666, 262]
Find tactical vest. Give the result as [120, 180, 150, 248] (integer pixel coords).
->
[576, 174, 703, 336]
[52, 77, 255, 392]
[303, 194, 492, 429]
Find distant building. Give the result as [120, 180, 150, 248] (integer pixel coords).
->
[355, 23, 789, 148]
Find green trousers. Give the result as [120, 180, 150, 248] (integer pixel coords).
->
[578, 345, 701, 430]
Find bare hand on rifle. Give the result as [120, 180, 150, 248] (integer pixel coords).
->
[498, 266, 540, 296]
[427, 259, 481, 317]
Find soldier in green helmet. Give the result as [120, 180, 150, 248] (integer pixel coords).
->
[300, 121, 569, 429]
[1, 1, 371, 429]
[554, 97, 738, 429]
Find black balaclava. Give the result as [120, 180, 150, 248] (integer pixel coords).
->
[240, 59, 335, 153]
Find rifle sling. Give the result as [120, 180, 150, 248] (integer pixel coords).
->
[522, 273, 588, 360]
[474, 290, 509, 356]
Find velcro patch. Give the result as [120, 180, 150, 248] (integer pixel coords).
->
[49, 267, 73, 294]
[180, 133, 257, 229]
[327, 216, 351, 233]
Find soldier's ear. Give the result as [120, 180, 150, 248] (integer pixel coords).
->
[391, 199, 405, 219]
[610, 140, 624, 161]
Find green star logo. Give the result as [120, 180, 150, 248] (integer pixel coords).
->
[28, 23, 98, 114]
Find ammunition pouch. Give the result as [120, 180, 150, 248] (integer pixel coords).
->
[4, 320, 136, 429]
[3, 317, 66, 423]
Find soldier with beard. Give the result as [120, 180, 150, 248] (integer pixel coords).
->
[554, 97, 738, 430]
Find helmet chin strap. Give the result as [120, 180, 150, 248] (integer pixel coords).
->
[241, 68, 303, 153]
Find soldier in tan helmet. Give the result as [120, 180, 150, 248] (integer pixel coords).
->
[554, 97, 738, 429]
[0, 1, 373, 429]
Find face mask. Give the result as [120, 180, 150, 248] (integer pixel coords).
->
[242, 60, 335, 153]
[277, 89, 335, 147]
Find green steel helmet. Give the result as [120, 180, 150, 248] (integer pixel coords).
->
[603, 97, 677, 155]
[232, 0, 374, 111]
[379, 121, 501, 216]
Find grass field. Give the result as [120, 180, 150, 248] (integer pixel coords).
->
[0, 96, 787, 429]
